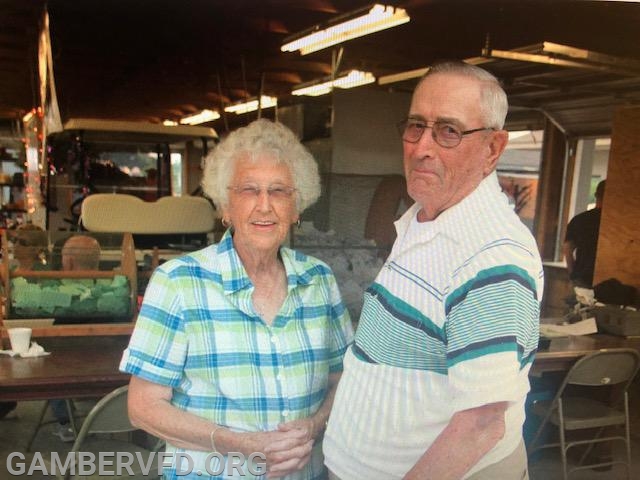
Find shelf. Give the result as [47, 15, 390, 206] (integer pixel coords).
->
[0, 207, 27, 213]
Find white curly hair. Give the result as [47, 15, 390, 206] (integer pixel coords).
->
[201, 119, 321, 213]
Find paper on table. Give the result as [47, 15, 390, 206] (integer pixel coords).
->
[0, 341, 50, 358]
[574, 287, 595, 306]
[19, 341, 50, 357]
[540, 317, 598, 338]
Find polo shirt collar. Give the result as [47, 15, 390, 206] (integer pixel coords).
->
[394, 172, 503, 244]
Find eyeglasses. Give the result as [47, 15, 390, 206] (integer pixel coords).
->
[397, 119, 494, 148]
[227, 183, 296, 200]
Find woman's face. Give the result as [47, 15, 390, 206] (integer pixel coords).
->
[224, 153, 298, 258]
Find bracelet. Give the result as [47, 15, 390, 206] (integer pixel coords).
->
[210, 426, 222, 453]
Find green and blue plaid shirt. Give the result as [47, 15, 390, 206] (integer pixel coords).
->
[120, 230, 353, 479]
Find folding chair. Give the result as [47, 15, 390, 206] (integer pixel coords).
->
[26, 399, 78, 451]
[57, 385, 161, 480]
[527, 348, 640, 480]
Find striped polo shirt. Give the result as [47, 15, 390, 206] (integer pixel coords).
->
[120, 230, 353, 479]
[324, 172, 543, 479]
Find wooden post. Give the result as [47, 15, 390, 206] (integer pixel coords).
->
[533, 120, 568, 261]
[594, 106, 640, 292]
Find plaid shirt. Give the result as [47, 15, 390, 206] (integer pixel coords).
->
[120, 230, 353, 479]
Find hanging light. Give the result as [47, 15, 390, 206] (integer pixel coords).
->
[179, 109, 220, 125]
[292, 70, 376, 96]
[224, 96, 278, 115]
[281, 4, 410, 56]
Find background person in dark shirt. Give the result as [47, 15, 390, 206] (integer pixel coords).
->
[563, 179, 605, 288]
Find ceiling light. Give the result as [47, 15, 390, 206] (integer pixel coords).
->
[224, 96, 278, 114]
[162, 119, 178, 126]
[292, 70, 376, 96]
[179, 109, 220, 125]
[281, 4, 410, 56]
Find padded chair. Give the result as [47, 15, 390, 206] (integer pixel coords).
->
[80, 193, 219, 281]
[527, 348, 640, 479]
[57, 385, 161, 480]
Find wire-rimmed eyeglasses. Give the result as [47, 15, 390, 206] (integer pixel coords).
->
[397, 119, 495, 148]
[227, 183, 296, 200]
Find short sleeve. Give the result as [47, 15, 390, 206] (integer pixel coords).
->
[444, 257, 540, 412]
[119, 267, 188, 387]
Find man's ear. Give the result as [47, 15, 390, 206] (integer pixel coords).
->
[483, 129, 508, 176]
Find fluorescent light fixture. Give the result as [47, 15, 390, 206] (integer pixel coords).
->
[224, 96, 278, 114]
[292, 70, 376, 96]
[179, 109, 220, 125]
[281, 4, 410, 55]
[163, 119, 178, 126]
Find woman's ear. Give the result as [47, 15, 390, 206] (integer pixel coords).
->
[220, 209, 231, 228]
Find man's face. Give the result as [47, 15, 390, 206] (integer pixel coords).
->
[403, 73, 507, 221]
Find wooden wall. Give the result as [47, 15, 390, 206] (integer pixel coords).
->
[594, 106, 640, 293]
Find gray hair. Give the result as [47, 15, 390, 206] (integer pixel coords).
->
[419, 61, 508, 129]
[201, 119, 321, 213]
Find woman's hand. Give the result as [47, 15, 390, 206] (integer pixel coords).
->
[228, 428, 312, 479]
[277, 417, 316, 442]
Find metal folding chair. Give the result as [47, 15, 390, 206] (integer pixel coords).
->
[26, 399, 78, 451]
[527, 348, 640, 479]
[57, 385, 161, 480]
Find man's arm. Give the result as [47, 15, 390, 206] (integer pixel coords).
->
[403, 401, 508, 480]
[562, 239, 576, 277]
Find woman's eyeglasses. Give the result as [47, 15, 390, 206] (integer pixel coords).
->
[397, 119, 494, 148]
[227, 183, 296, 200]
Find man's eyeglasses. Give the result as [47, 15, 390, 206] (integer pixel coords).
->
[227, 183, 296, 200]
[397, 119, 494, 148]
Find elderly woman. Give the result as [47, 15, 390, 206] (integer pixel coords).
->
[121, 119, 353, 480]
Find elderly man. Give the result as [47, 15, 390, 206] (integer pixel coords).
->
[324, 61, 543, 480]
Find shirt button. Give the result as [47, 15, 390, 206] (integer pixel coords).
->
[271, 336, 277, 343]
[282, 410, 289, 417]
[276, 374, 282, 381]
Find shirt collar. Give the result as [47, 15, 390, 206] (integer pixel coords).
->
[394, 172, 505, 244]
[216, 229, 316, 295]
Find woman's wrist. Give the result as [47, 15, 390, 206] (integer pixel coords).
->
[210, 426, 221, 453]
[210, 426, 239, 455]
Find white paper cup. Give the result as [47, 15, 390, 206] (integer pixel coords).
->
[8, 327, 32, 354]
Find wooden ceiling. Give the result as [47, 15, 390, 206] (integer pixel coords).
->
[1, 0, 640, 137]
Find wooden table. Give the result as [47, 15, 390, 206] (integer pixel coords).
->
[0, 335, 131, 401]
[532, 333, 640, 375]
